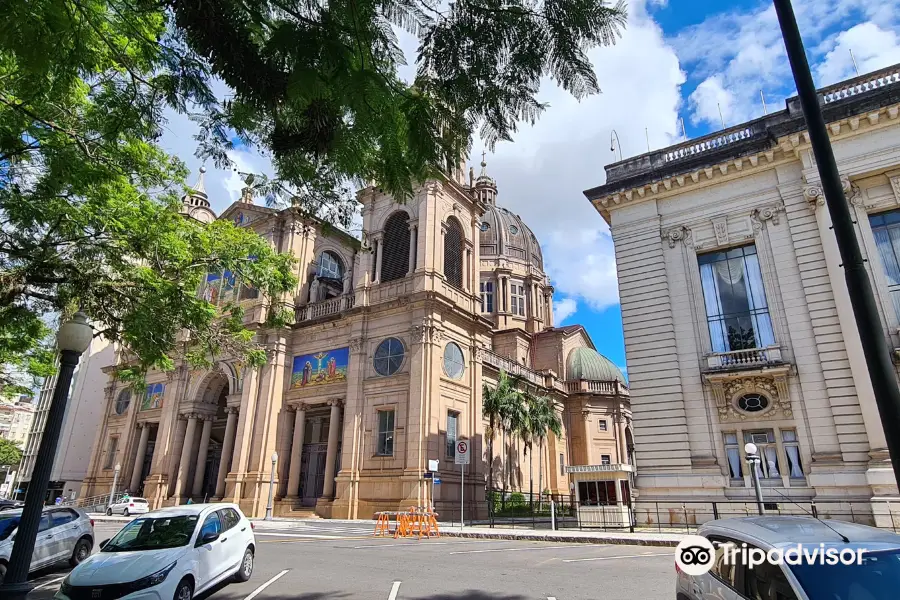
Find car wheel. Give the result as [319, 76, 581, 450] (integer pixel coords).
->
[233, 547, 253, 582]
[0, 562, 7, 584]
[123, 508, 129, 517]
[70, 537, 92, 567]
[106, 508, 112, 516]
[173, 578, 193, 600]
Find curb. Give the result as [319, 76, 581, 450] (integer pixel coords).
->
[439, 530, 680, 547]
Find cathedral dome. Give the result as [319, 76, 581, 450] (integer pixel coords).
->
[566, 347, 625, 382]
[478, 203, 544, 272]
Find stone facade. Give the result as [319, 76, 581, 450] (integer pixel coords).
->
[80, 163, 630, 519]
[585, 65, 900, 523]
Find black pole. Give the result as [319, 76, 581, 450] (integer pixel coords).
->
[0, 350, 80, 597]
[773, 0, 900, 489]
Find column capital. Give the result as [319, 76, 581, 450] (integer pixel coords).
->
[296, 402, 310, 412]
[226, 406, 239, 415]
[327, 398, 344, 408]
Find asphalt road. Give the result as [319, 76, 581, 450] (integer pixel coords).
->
[25, 521, 674, 599]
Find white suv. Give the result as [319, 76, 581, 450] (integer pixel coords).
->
[57, 503, 255, 600]
[106, 497, 150, 517]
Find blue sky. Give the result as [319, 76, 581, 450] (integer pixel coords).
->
[161, 0, 900, 376]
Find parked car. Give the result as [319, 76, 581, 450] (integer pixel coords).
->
[57, 503, 255, 600]
[676, 516, 900, 600]
[107, 497, 150, 517]
[0, 507, 94, 583]
[0, 499, 23, 511]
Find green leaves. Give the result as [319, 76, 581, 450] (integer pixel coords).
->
[0, 438, 23, 469]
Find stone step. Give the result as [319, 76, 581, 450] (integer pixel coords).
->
[288, 508, 320, 518]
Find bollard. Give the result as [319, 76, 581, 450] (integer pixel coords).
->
[551, 500, 556, 531]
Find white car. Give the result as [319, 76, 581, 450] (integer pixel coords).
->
[106, 497, 150, 517]
[57, 503, 255, 600]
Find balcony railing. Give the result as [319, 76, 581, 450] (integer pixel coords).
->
[294, 294, 355, 323]
[480, 350, 545, 387]
[564, 379, 629, 395]
[706, 346, 783, 370]
[566, 464, 634, 474]
[821, 65, 900, 104]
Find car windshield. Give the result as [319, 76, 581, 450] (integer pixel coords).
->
[132, 498, 148, 504]
[0, 515, 20, 541]
[790, 549, 900, 599]
[102, 515, 199, 552]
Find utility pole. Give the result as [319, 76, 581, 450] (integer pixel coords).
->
[774, 0, 900, 489]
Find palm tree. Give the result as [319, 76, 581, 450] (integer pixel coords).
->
[482, 371, 518, 491]
[499, 378, 526, 490]
[529, 394, 563, 506]
[520, 391, 541, 502]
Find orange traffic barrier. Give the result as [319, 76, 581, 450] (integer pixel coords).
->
[374, 507, 440, 539]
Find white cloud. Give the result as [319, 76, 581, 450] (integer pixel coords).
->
[816, 23, 900, 85]
[553, 297, 578, 326]
[689, 75, 733, 127]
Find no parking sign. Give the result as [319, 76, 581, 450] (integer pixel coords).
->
[454, 440, 470, 465]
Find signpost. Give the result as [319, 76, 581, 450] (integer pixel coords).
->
[455, 440, 470, 526]
[427, 459, 439, 510]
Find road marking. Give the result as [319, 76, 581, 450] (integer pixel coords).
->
[259, 535, 371, 543]
[388, 581, 402, 600]
[352, 540, 492, 549]
[548, 597, 557, 600]
[255, 531, 366, 539]
[33, 575, 67, 590]
[243, 569, 289, 600]
[562, 552, 672, 563]
[449, 544, 589, 555]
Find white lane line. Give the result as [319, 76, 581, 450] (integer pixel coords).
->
[388, 581, 402, 600]
[352, 540, 493, 549]
[33, 575, 67, 590]
[563, 552, 672, 563]
[254, 532, 352, 539]
[449, 544, 589, 555]
[548, 597, 557, 600]
[243, 569, 290, 600]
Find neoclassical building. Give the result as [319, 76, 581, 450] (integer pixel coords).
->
[584, 64, 900, 524]
[81, 161, 632, 519]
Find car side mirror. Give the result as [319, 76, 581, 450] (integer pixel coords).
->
[99, 539, 109, 549]
[200, 531, 219, 545]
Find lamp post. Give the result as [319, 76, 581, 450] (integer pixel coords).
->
[265, 451, 277, 521]
[109, 463, 121, 508]
[773, 0, 900, 490]
[610, 130, 623, 162]
[745, 443, 765, 516]
[0, 312, 92, 599]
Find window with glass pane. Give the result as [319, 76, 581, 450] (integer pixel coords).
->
[376, 410, 395, 456]
[510, 283, 526, 316]
[373, 338, 404, 377]
[724, 432, 743, 481]
[446, 411, 459, 457]
[744, 430, 780, 479]
[104, 437, 118, 469]
[316, 251, 343, 280]
[598, 419, 607, 432]
[601, 454, 611, 465]
[559, 453, 565, 474]
[480, 281, 494, 313]
[869, 210, 900, 319]
[781, 429, 804, 479]
[698, 244, 775, 352]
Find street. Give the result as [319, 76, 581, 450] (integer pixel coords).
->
[24, 521, 674, 599]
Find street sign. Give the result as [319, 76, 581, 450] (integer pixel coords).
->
[433, 478, 441, 484]
[423, 472, 433, 479]
[455, 440, 470, 465]
[428, 459, 439, 472]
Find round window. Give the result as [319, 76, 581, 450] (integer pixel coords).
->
[443, 342, 466, 380]
[115, 389, 132, 415]
[374, 338, 405, 376]
[737, 393, 769, 413]
[480, 221, 490, 232]
[509, 224, 519, 235]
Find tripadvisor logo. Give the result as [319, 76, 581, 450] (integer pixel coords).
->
[675, 535, 866, 576]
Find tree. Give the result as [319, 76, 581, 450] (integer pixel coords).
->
[482, 370, 517, 490]
[498, 377, 526, 489]
[0, 438, 23, 468]
[1, 2, 297, 387]
[528, 393, 562, 506]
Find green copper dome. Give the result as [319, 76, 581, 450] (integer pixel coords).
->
[566, 347, 625, 382]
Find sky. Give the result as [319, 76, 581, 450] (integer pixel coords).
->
[159, 0, 900, 377]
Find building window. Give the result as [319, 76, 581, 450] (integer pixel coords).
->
[510, 282, 526, 317]
[381, 212, 411, 283]
[444, 217, 465, 289]
[115, 389, 131, 416]
[600, 454, 611, 465]
[782, 429, 804, 479]
[316, 251, 343, 280]
[480, 281, 494, 313]
[744, 430, 780, 479]
[104, 437, 118, 469]
[373, 338, 404, 377]
[698, 244, 775, 352]
[724, 432, 743, 481]
[480, 221, 490, 232]
[376, 410, 395, 456]
[446, 411, 459, 458]
[737, 393, 769, 413]
[577, 481, 617, 506]
[443, 342, 466, 380]
[598, 419, 607, 432]
[869, 210, 900, 319]
[559, 453, 565, 475]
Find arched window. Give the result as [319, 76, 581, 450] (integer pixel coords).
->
[444, 217, 464, 289]
[381, 212, 410, 282]
[316, 251, 343, 280]
[115, 389, 131, 415]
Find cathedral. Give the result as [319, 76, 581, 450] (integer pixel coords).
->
[81, 160, 633, 521]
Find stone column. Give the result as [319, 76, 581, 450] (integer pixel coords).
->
[130, 423, 151, 493]
[192, 417, 214, 498]
[408, 225, 417, 275]
[176, 414, 198, 499]
[464, 248, 472, 292]
[374, 237, 384, 283]
[616, 414, 628, 465]
[323, 400, 342, 498]
[286, 404, 308, 498]
[214, 408, 238, 499]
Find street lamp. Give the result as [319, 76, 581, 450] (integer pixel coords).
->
[744, 443, 765, 516]
[265, 451, 278, 521]
[0, 312, 92, 599]
[610, 130, 623, 162]
[109, 463, 121, 508]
